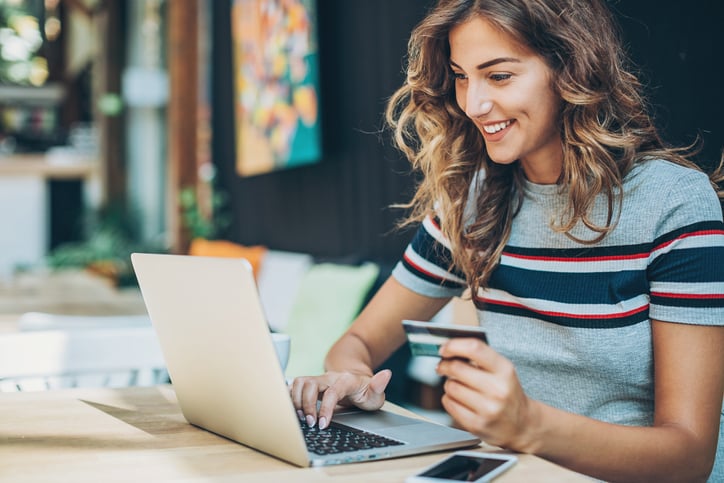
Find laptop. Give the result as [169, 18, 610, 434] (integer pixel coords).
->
[130, 253, 480, 467]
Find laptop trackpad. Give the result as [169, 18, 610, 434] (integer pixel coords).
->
[333, 410, 419, 430]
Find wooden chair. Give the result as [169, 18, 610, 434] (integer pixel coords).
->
[0, 325, 168, 392]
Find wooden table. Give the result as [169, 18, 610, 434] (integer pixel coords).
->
[0, 385, 590, 482]
[0, 269, 147, 330]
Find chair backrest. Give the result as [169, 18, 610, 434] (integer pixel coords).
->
[0, 326, 168, 392]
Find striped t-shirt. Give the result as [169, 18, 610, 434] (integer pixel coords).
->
[392, 159, 724, 480]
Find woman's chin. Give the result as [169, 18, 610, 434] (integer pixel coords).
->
[486, 154, 519, 166]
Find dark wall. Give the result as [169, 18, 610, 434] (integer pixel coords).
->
[612, 0, 724, 172]
[212, 0, 431, 263]
[211, 1, 723, 264]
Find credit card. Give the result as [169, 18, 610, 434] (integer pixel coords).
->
[402, 320, 488, 357]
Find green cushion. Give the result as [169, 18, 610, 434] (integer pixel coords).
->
[283, 262, 379, 378]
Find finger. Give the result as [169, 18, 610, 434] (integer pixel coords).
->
[438, 337, 501, 371]
[345, 369, 390, 407]
[436, 358, 500, 415]
[443, 373, 502, 416]
[290, 377, 308, 405]
[441, 390, 494, 439]
[317, 376, 356, 429]
[435, 355, 492, 392]
[368, 369, 392, 394]
[301, 379, 324, 427]
[441, 384, 520, 449]
[349, 369, 391, 410]
[317, 370, 391, 430]
[290, 377, 310, 419]
[437, 355, 515, 406]
[441, 388, 479, 423]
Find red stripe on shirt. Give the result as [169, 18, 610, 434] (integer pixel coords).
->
[478, 297, 649, 320]
[503, 252, 649, 263]
[428, 216, 441, 231]
[403, 253, 447, 283]
[653, 229, 724, 252]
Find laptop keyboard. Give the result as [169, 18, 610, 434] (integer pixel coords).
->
[301, 421, 404, 455]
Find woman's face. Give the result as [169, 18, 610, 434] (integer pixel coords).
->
[449, 16, 563, 184]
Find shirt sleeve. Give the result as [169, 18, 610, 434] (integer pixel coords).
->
[647, 169, 724, 326]
[392, 215, 468, 298]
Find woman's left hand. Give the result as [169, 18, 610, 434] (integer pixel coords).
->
[436, 337, 537, 452]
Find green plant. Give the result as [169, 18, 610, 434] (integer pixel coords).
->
[179, 186, 230, 240]
[46, 204, 165, 286]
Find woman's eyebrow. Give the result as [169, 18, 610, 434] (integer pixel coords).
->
[449, 57, 521, 71]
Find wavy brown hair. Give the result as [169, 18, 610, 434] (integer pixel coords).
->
[386, 0, 724, 298]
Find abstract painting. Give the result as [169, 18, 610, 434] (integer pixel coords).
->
[231, 0, 321, 176]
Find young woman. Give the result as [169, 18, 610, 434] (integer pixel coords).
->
[291, 1, 724, 480]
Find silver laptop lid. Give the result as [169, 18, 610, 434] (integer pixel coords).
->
[131, 253, 310, 466]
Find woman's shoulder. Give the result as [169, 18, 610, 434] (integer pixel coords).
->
[624, 159, 715, 201]
[625, 159, 709, 185]
[624, 159, 722, 231]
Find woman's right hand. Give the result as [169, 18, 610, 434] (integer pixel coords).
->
[288, 277, 450, 431]
[290, 369, 392, 430]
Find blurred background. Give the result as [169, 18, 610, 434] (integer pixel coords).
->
[0, 0, 721, 281]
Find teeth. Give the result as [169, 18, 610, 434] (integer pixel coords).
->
[483, 120, 511, 134]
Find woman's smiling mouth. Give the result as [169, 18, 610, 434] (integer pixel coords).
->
[482, 120, 513, 134]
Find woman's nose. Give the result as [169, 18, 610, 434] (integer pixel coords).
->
[465, 89, 493, 118]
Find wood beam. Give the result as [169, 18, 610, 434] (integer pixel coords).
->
[167, 1, 199, 253]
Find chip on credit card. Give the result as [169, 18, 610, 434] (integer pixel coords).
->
[402, 320, 488, 357]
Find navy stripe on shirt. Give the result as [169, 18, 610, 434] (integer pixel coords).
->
[651, 293, 724, 308]
[401, 256, 464, 289]
[489, 266, 648, 306]
[503, 242, 652, 260]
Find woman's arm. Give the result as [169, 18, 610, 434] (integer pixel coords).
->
[291, 276, 451, 429]
[437, 320, 724, 482]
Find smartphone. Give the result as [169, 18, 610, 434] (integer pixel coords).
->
[402, 320, 488, 358]
[406, 451, 517, 482]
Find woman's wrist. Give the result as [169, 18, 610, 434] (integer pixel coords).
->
[513, 398, 546, 454]
[323, 360, 374, 379]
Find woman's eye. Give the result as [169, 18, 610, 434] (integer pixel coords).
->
[490, 73, 512, 82]
[452, 72, 467, 81]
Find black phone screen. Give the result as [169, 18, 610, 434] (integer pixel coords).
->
[418, 454, 507, 481]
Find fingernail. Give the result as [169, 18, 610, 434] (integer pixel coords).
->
[305, 414, 316, 428]
[296, 410, 304, 421]
[318, 417, 327, 430]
